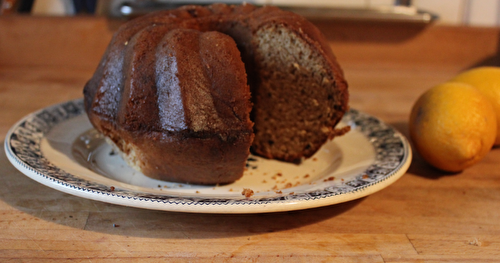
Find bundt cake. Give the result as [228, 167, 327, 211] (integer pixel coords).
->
[83, 3, 349, 185]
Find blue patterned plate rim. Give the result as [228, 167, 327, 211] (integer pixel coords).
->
[5, 98, 412, 213]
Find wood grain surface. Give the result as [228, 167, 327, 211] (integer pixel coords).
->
[1, 15, 499, 262]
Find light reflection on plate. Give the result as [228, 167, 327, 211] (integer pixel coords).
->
[5, 98, 411, 213]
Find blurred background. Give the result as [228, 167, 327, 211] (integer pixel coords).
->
[1, 0, 498, 70]
[1, 0, 500, 27]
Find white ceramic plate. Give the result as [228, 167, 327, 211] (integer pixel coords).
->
[5, 99, 411, 213]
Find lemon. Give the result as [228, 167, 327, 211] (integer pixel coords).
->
[409, 82, 497, 172]
[451, 67, 500, 145]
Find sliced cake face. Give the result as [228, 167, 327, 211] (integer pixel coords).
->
[248, 24, 346, 162]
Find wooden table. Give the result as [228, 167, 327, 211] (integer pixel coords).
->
[1, 15, 499, 262]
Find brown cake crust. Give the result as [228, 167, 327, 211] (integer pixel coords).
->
[84, 3, 348, 184]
